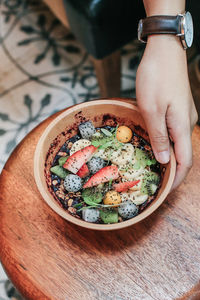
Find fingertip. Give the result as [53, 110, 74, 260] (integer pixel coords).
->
[155, 150, 170, 164]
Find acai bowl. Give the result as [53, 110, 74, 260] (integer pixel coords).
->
[34, 99, 176, 230]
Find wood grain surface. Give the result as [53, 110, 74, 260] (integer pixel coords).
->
[0, 109, 200, 300]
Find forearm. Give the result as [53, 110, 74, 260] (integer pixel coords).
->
[143, 0, 185, 16]
[137, 1, 198, 188]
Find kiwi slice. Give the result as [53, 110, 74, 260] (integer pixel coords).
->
[133, 161, 141, 170]
[100, 209, 118, 224]
[58, 156, 68, 166]
[148, 183, 158, 195]
[82, 188, 103, 205]
[135, 148, 156, 168]
[141, 171, 160, 196]
[50, 165, 69, 179]
[91, 135, 113, 148]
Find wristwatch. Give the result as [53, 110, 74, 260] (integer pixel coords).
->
[138, 12, 193, 49]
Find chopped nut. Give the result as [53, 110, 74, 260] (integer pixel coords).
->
[144, 145, 151, 151]
[68, 142, 73, 149]
[75, 192, 81, 197]
[60, 185, 65, 192]
[118, 216, 123, 222]
[134, 142, 139, 147]
[134, 136, 139, 142]
[68, 207, 76, 214]
[58, 151, 67, 157]
[68, 199, 73, 207]
[52, 180, 58, 185]
[56, 189, 64, 197]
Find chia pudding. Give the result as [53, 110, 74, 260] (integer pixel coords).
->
[48, 121, 163, 224]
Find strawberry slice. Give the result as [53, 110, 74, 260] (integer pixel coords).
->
[76, 163, 89, 178]
[113, 180, 140, 192]
[83, 165, 119, 188]
[63, 145, 97, 174]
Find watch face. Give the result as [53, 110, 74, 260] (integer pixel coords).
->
[184, 12, 193, 48]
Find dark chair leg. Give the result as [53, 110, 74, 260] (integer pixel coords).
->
[91, 50, 121, 98]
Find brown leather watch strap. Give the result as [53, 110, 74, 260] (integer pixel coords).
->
[140, 15, 182, 41]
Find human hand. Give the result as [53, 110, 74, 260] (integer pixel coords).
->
[136, 35, 198, 189]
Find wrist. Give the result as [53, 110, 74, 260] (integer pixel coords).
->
[147, 34, 185, 50]
[143, 0, 185, 17]
[145, 35, 187, 63]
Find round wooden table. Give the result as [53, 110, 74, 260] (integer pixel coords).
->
[0, 110, 200, 300]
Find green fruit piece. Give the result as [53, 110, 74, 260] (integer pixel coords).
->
[92, 131, 102, 138]
[50, 165, 69, 179]
[135, 148, 156, 168]
[58, 156, 68, 166]
[91, 135, 113, 148]
[149, 183, 158, 195]
[141, 171, 160, 195]
[146, 158, 157, 166]
[133, 161, 141, 170]
[82, 188, 103, 205]
[100, 128, 113, 137]
[100, 209, 118, 224]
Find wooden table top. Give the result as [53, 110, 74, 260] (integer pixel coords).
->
[0, 110, 200, 300]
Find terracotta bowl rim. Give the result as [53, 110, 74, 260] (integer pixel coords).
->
[34, 99, 176, 231]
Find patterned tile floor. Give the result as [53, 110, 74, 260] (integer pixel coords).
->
[0, 0, 144, 298]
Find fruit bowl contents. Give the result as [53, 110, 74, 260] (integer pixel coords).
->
[49, 120, 162, 224]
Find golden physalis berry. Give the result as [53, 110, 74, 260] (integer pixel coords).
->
[116, 126, 133, 143]
[103, 191, 122, 207]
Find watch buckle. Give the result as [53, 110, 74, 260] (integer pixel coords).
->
[138, 19, 147, 43]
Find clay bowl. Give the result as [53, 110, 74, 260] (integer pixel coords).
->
[34, 98, 176, 230]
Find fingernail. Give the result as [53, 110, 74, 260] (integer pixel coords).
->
[156, 151, 170, 164]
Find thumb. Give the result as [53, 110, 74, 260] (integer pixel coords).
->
[142, 109, 170, 164]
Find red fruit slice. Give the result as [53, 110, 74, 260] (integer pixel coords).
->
[83, 166, 119, 188]
[63, 145, 97, 174]
[113, 180, 140, 192]
[77, 163, 89, 178]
